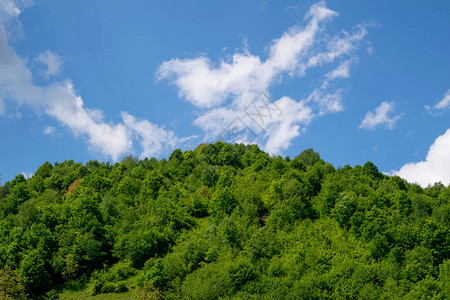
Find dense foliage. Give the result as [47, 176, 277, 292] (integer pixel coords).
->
[0, 142, 449, 299]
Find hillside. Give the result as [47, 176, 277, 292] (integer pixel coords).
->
[0, 142, 449, 299]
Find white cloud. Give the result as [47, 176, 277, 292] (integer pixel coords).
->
[0, 0, 22, 20]
[122, 112, 177, 159]
[426, 89, 450, 111]
[36, 50, 63, 78]
[359, 101, 403, 130]
[0, 97, 4, 115]
[42, 82, 132, 160]
[158, 1, 368, 154]
[394, 128, 450, 187]
[306, 88, 344, 115]
[0, 3, 177, 160]
[20, 171, 33, 179]
[324, 59, 352, 82]
[263, 96, 314, 154]
[306, 24, 367, 69]
[194, 106, 239, 140]
[43, 125, 55, 135]
[0, 1, 370, 160]
[0, 0, 33, 40]
[156, 1, 343, 109]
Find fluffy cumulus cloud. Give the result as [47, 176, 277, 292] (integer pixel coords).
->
[158, 1, 369, 154]
[395, 88, 450, 187]
[0, 0, 176, 160]
[394, 128, 450, 187]
[359, 101, 402, 130]
[156, 2, 337, 109]
[263, 96, 314, 153]
[1, 1, 371, 159]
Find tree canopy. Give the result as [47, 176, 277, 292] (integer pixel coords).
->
[0, 142, 449, 299]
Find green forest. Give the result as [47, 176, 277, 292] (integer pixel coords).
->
[0, 142, 449, 299]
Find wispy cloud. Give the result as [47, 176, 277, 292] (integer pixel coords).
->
[35, 50, 63, 78]
[323, 59, 353, 87]
[158, 1, 369, 154]
[425, 89, 450, 111]
[359, 101, 402, 130]
[122, 112, 178, 159]
[43, 125, 55, 136]
[0, 0, 27, 21]
[393, 128, 450, 187]
[0, 1, 178, 160]
[20, 171, 33, 179]
[157, 2, 338, 109]
[0, 97, 4, 115]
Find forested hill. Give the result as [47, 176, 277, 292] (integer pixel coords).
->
[1, 142, 449, 299]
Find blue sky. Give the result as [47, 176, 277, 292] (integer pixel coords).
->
[0, 0, 449, 187]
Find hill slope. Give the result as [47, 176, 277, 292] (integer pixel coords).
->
[0, 142, 449, 299]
